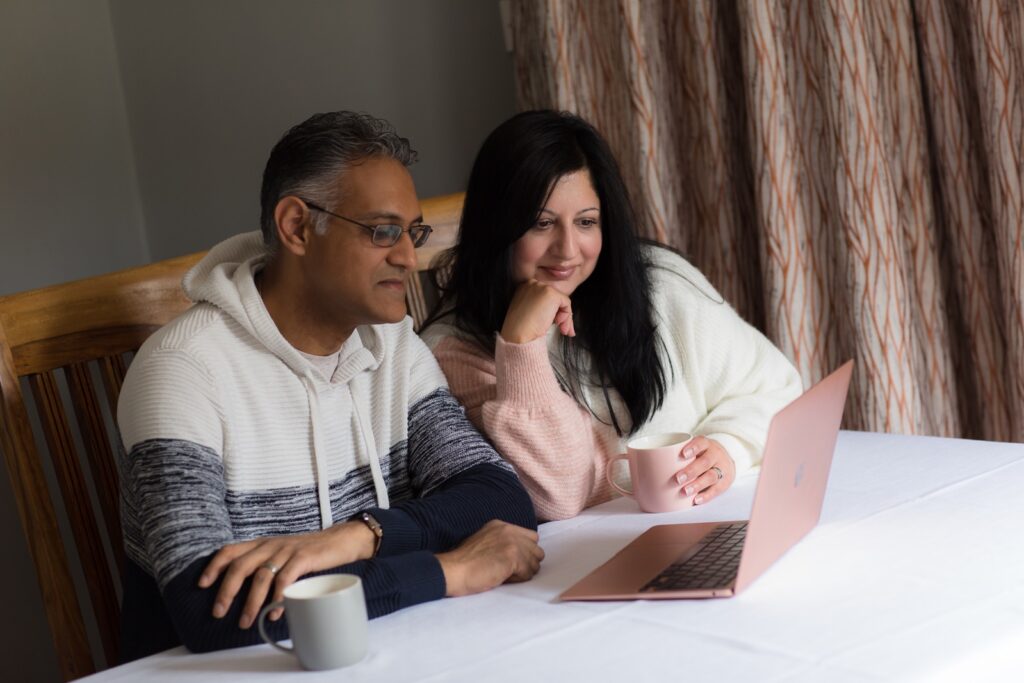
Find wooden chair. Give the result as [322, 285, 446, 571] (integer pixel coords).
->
[0, 193, 462, 680]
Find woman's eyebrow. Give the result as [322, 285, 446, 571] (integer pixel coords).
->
[538, 206, 600, 215]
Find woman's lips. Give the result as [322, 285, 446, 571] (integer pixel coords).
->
[538, 266, 576, 280]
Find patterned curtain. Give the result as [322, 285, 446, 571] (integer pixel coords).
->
[510, 0, 1024, 441]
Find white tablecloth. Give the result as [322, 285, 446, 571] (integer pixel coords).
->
[84, 431, 1024, 682]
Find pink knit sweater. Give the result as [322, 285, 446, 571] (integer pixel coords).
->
[432, 334, 618, 520]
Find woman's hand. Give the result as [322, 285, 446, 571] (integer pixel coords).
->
[675, 436, 736, 505]
[500, 279, 575, 344]
[197, 520, 376, 629]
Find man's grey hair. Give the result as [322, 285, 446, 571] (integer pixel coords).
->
[259, 111, 417, 248]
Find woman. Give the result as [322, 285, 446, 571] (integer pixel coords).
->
[420, 110, 802, 521]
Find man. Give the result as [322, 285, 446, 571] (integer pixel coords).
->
[117, 111, 543, 660]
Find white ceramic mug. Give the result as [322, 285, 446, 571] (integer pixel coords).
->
[257, 574, 368, 671]
[606, 432, 696, 513]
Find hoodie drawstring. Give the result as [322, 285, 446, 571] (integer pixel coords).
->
[350, 387, 390, 510]
[303, 376, 390, 530]
[303, 377, 334, 529]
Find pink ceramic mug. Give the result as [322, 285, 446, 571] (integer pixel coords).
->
[606, 432, 695, 513]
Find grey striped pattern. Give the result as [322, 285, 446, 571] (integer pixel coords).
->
[122, 439, 234, 587]
[121, 388, 510, 589]
[409, 388, 513, 494]
[225, 453, 412, 539]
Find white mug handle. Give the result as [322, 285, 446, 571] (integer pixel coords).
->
[606, 454, 633, 498]
[257, 600, 293, 654]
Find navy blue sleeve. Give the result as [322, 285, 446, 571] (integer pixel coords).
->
[366, 388, 537, 556]
[370, 463, 536, 556]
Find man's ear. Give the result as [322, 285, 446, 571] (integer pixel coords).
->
[274, 196, 312, 256]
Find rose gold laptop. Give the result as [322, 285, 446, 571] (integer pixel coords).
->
[560, 361, 852, 601]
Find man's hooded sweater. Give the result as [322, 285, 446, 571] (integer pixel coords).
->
[117, 232, 535, 660]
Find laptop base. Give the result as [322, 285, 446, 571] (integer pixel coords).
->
[560, 521, 744, 601]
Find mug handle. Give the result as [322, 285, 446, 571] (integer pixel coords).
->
[606, 454, 633, 498]
[257, 600, 293, 654]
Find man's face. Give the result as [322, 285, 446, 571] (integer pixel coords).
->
[303, 156, 421, 330]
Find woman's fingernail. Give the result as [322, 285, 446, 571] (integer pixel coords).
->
[212, 603, 226, 618]
[685, 485, 695, 495]
[240, 615, 252, 629]
[676, 473, 687, 485]
[694, 496, 703, 505]
[683, 448, 694, 458]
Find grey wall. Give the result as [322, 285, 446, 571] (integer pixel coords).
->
[0, 0, 148, 294]
[110, 0, 517, 260]
[1, 1, 515, 680]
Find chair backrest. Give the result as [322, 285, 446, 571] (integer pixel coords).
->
[0, 192, 462, 679]
[406, 191, 461, 326]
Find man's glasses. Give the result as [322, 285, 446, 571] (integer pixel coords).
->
[301, 199, 433, 248]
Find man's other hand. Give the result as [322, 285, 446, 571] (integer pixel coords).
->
[436, 520, 544, 597]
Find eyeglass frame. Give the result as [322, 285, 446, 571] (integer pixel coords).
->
[299, 198, 433, 248]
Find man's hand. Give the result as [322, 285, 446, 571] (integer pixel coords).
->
[198, 520, 377, 629]
[436, 520, 544, 597]
[500, 279, 575, 344]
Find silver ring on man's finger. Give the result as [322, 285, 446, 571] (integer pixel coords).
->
[259, 562, 280, 575]
[711, 466, 724, 481]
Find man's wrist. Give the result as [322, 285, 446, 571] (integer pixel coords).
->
[435, 551, 464, 597]
[358, 511, 384, 557]
[331, 519, 378, 563]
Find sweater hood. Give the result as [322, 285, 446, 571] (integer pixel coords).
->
[181, 231, 387, 383]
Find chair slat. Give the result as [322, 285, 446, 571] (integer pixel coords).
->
[98, 354, 128, 419]
[0, 336, 94, 680]
[406, 275, 429, 330]
[65, 362, 125, 573]
[29, 372, 120, 668]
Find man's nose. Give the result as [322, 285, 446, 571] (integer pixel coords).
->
[387, 231, 417, 269]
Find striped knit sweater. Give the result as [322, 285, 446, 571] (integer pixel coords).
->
[420, 245, 804, 521]
[117, 232, 534, 660]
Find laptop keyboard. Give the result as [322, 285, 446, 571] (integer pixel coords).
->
[641, 521, 748, 592]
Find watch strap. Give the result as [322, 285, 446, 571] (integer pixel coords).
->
[360, 511, 383, 557]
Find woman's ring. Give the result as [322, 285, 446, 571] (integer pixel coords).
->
[711, 466, 724, 481]
[260, 562, 280, 575]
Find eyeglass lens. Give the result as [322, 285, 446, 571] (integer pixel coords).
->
[371, 225, 432, 247]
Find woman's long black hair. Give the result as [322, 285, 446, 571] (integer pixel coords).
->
[424, 110, 669, 435]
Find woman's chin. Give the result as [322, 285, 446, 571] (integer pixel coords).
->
[537, 278, 579, 297]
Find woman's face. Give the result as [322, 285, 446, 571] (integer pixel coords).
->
[511, 169, 603, 296]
